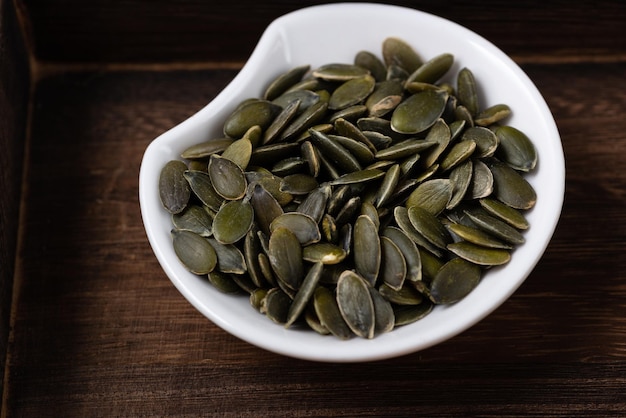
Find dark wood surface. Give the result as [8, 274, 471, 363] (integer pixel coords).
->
[3, 1, 626, 416]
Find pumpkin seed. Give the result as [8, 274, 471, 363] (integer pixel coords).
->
[208, 155, 247, 200]
[223, 99, 281, 138]
[264, 65, 310, 101]
[183, 170, 224, 212]
[406, 178, 453, 216]
[456, 67, 479, 116]
[329, 74, 376, 110]
[285, 262, 324, 328]
[171, 229, 217, 275]
[213, 199, 254, 244]
[448, 241, 511, 266]
[494, 125, 538, 172]
[172, 204, 213, 237]
[380, 236, 407, 290]
[479, 198, 529, 230]
[208, 271, 243, 294]
[405, 52, 454, 85]
[474, 103, 511, 126]
[393, 301, 433, 326]
[382, 37, 422, 73]
[355, 50, 387, 81]
[353, 214, 381, 286]
[390, 89, 448, 134]
[302, 242, 347, 265]
[430, 257, 482, 304]
[270, 212, 321, 245]
[207, 237, 247, 274]
[488, 161, 537, 210]
[407, 206, 452, 250]
[369, 287, 395, 334]
[336, 270, 375, 339]
[314, 286, 352, 340]
[180, 138, 234, 160]
[262, 288, 292, 324]
[382, 226, 422, 282]
[159, 160, 191, 214]
[268, 227, 304, 291]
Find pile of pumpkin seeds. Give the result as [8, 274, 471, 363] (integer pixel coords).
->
[159, 37, 537, 340]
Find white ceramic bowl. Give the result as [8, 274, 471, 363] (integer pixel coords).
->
[139, 3, 565, 362]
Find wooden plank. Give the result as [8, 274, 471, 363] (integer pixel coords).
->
[18, 0, 626, 64]
[0, 0, 29, 398]
[4, 59, 626, 415]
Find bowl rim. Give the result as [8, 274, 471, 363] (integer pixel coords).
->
[139, 2, 565, 362]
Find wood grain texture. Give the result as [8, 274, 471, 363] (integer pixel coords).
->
[17, 0, 626, 64]
[0, 0, 29, 398]
[3, 60, 626, 415]
[3, 1, 626, 416]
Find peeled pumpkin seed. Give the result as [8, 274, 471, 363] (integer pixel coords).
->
[406, 178, 453, 216]
[208, 270, 242, 294]
[382, 226, 422, 282]
[405, 52, 454, 85]
[208, 155, 247, 200]
[270, 212, 321, 245]
[390, 89, 448, 134]
[285, 262, 323, 328]
[183, 170, 224, 212]
[303, 242, 347, 265]
[393, 301, 434, 326]
[430, 257, 482, 304]
[223, 99, 282, 138]
[207, 237, 247, 274]
[262, 288, 292, 324]
[353, 214, 381, 286]
[264, 64, 310, 101]
[448, 241, 511, 266]
[172, 204, 213, 237]
[159, 160, 191, 214]
[268, 227, 304, 291]
[380, 236, 407, 290]
[369, 287, 395, 335]
[329, 74, 376, 110]
[212, 199, 254, 244]
[336, 270, 375, 339]
[159, 36, 540, 340]
[172, 229, 217, 275]
[479, 198, 529, 230]
[382, 37, 422, 73]
[494, 125, 538, 172]
[489, 161, 537, 210]
[181, 138, 234, 160]
[314, 286, 352, 340]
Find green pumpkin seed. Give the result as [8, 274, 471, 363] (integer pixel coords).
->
[446, 222, 512, 249]
[329, 134, 376, 165]
[172, 204, 213, 237]
[313, 63, 370, 81]
[263, 99, 301, 145]
[405, 52, 454, 85]
[249, 183, 283, 235]
[314, 286, 352, 339]
[244, 228, 266, 288]
[420, 118, 451, 169]
[261, 288, 292, 324]
[462, 126, 498, 158]
[382, 226, 422, 282]
[250, 288, 268, 312]
[390, 89, 448, 134]
[272, 89, 320, 112]
[268, 227, 304, 291]
[457, 67, 479, 116]
[407, 206, 451, 250]
[296, 183, 331, 223]
[393, 301, 434, 326]
[380, 236, 407, 290]
[264, 65, 310, 101]
[355, 50, 387, 81]
[469, 159, 494, 199]
[369, 287, 395, 334]
[159, 160, 191, 214]
[329, 74, 376, 110]
[223, 99, 281, 138]
[208, 155, 247, 200]
[302, 242, 347, 265]
[329, 169, 385, 186]
[207, 237, 247, 274]
[180, 138, 234, 159]
[447, 241, 511, 266]
[353, 214, 381, 286]
[208, 271, 243, 294]
[382, 37, 423, 73]
[447, 159, 473, 209]
[406, 178, 453, 216]
[212, 199, 254, 244]
[171, 229, 217, 275]
[280, 100, 328, 141]
[270, 212, 321, 245]
[300, 140, 321, 177]
[308, 129, 362, 173]
[336, 270, 375, 339]
[464, 210, 525, 245]
[285, 262, 324, 328]
[280, 173, 319, 195]
[479, 198, 529, 230]
[183, 170, 224, 212]
[374, 164, 400, 208]
[440, 139, 476, 172]
[366, 79, 404, 117]
[334, 117, 378, 154]
[489, 161, 537, 210]
[379, 282, 423, 305]
[245, 171, 293, 207]
[375, 139, 436, 160]
[494, 125, 538, 172]
[430, 257, 482, 304]
[393, 206, 443, 257]
[474, 103, 511, 126]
